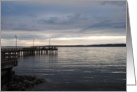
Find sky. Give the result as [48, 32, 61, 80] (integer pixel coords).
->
[1, 1, 126, 46]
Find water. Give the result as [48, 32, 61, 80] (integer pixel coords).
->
[13, 47, 126, 91]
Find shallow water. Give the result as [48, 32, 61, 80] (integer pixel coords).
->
[13, 47, 126, 91]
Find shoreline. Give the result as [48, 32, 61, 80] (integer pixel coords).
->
[1, 73, 126, 91]
[26, 81, 126, 91]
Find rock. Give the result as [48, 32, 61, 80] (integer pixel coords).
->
[1, 85, 7, 91]
[31, 76, 37, 80]
[18, 82, 23, 88]
[21, 87, 26, 91]
[7, 84, 17, 91]
[1, 74, 45, 91]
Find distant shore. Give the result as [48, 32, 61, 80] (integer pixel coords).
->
[56, 44, 126, 47]
[1, 43, 126, 48]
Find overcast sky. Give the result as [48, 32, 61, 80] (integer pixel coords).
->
[1, 1, 126, 46]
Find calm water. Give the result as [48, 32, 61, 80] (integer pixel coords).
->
[13, 47, 126, 91]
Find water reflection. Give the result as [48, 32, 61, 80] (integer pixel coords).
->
[13, 47, 126, 91]
[48, 51, 58, 68]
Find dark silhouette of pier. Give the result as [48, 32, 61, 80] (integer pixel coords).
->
[1, 46, 58, 83]
[1, 46, 58, 69]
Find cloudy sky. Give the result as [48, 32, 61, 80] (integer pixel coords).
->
[1, 1, 126, 46]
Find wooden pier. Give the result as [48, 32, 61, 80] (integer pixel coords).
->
[1, 46, 58, 80]
[1, 46, 58, 58]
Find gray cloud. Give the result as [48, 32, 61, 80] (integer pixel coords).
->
[100, 1, 126, 6]
[83, 20, 126, 31]
[1, 1, 126, 45]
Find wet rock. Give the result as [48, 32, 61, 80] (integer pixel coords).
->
[34, 78, 44, 84]
[31, 76, 37, 80]
[1, 85, 7, 91]
[21, 87, 26, 91]
[1, 75, 45, 91]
